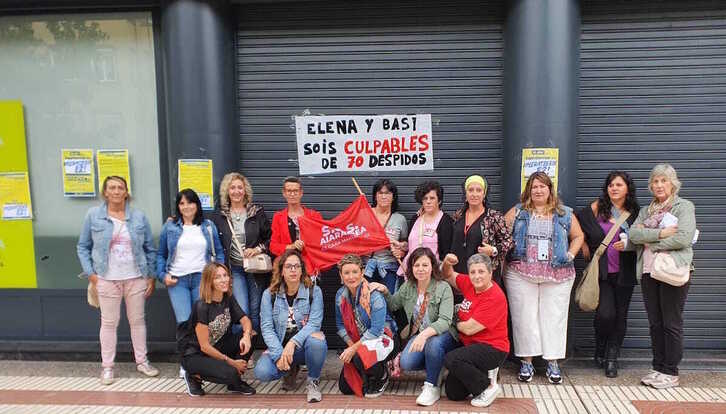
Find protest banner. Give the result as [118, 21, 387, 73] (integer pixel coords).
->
[62, 149, 96, 197]
[97, 149, 131, 194]
[295, 114, 433, 175]
[178, 159, 214, 210]
[298, 194, 391, 274]
[521, 148, 559, 193]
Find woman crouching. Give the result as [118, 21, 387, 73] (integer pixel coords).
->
[335, 254, 397, 398]
[442, 253, 509, 408]
[178, 262, 255, 397]
[254, 249, 327, 403]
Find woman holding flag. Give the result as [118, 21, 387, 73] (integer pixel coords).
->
[335, 254, 397, 398]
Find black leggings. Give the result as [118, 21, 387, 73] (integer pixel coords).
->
[182, 331, 252, 386]
[595, 276, 634, 348]
[444, 342, 507, 401]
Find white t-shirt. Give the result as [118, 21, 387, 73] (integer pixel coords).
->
[169, 225, 208, 276]
[105, 217, 141, 280]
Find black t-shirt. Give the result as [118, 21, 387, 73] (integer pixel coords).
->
[180, 295, 246, 356]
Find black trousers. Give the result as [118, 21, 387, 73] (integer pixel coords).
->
[338, 354, 388, 395]
[595, 276, 635, 349]
[641, 273, 690, 376]
[182, 331, 252, 386]
[443, 342, 507, 401]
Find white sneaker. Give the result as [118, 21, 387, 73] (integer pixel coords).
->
[101, 367, 114, 385]
[416, 382, 440, 406]
[471, 383, 501, 408]
[179, 366, 186, 379]
[640, 370, 661, 386]
[136, 362, 160, 377]
[650, 373, 679, 389]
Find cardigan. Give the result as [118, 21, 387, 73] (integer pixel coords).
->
[576, 204, 638, 286]
[407, 211, 454, 261]
[629, 196, 696, 281]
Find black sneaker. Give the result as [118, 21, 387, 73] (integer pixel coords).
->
[364, 371, 389, 398]
[227, 380, 256, 395]
[184, 372, 205, 397]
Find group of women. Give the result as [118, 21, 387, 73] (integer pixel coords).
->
[77, 162, 696, 406]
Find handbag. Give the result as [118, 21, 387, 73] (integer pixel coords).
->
[398, 292, 430, 346]
[651, 252, 690, 286]
[87, 282, 100, 308]
[575, 211, 630, 312]
[227, 217, 272, 273]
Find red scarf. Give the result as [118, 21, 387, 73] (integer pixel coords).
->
[339, 295, 364, 397]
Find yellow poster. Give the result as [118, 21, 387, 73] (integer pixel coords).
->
[0, 100, 37, 288]
[0, 172, 33, 220]
[97, 149, 131, 194]
[178, 159, 214, 209]
[521, 148, 559, 193]
[62, 149, 96, 197]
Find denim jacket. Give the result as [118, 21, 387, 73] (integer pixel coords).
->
[509, 203, 573, 268]
[259, 284, 324, 362]
[77, 203, 156, 278]
[335, 284, 389, 344]
[155, 218, 225, 281]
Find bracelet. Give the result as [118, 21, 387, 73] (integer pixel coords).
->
[490, 246, 498, 257]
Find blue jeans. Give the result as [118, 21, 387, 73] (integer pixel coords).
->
[230, 265, 264, 333]
[364, 261, 399, 294]
[167, 272, 202, 324]
[253, 336, 328, 381]
[399, 331, 459, 385]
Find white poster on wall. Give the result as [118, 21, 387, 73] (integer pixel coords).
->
[294, 114, 433, 175]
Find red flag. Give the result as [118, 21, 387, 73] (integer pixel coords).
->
[298, 195, 390, 274]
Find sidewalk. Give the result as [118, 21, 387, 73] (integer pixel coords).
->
[1, 352, 726, 413]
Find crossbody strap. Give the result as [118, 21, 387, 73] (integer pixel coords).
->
[594, 211, 631, 258]
[226, 216, 246, 255]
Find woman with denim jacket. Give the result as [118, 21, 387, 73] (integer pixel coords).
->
[77, 176, 159, 385]
[335, 254, 396, 398]
[156, 189, 225, 327]
[629, 164, 696, 390]
[207, 172, 271, 333]
[254, 249, 327, 403]
[371, 247, 457, 406]
[503, 172, 584, 384]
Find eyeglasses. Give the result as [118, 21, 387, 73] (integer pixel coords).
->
[284, 263, 302, 270]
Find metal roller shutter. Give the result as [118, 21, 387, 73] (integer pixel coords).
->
[236, 0, 504, 346]
[574, 0, 726, 352]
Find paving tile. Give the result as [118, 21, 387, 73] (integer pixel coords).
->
[632, 400, 726, 413]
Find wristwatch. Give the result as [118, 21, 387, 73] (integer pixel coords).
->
[490, 246, 498, 257]
[566, 252, 575, 262]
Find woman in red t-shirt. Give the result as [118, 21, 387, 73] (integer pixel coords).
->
[441, 253, 509, 408]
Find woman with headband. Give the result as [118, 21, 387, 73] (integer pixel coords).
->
[450, 175, 513, 285]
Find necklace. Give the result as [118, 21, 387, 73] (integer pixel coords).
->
[230, 208, 246, 221]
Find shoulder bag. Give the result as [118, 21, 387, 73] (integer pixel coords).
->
[652, 252, 690, 286]
[227, 217, 272, 273]
[575, 211, 630, 312]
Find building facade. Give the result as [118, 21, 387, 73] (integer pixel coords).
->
[1, 0, 724, 357]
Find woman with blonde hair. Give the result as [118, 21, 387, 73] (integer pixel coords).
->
[504, 172, 584, 384]
[77, 176, 159, 385]
[630, 164, 696, 389]
[178, 262, 255, 397]
[254, 249, 327, 402]
[208, 172, 271, 333]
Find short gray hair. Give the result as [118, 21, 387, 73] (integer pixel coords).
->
[467, 253, 493, 273]
[648, 163, 681, 195]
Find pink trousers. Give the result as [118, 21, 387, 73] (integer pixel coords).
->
[96, 277, 148, 368]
